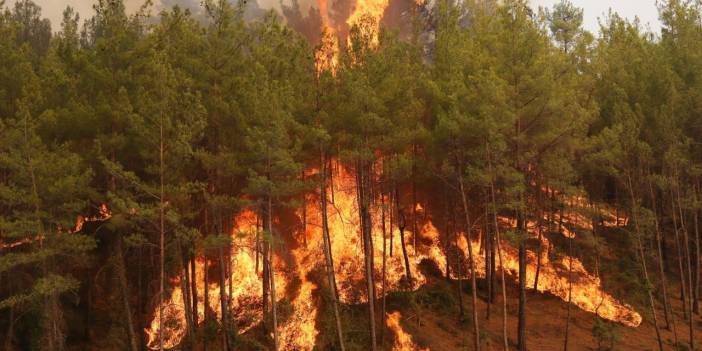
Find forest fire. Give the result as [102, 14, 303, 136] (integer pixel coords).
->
[5, 0, 698, 350]
[144, 210, 289, 349]
[315, 0, 390, 70]
[0, 204, 112, 250]
[145, 162, 641, 349]
[418, 216, 641, 327]
[386, 311, 428, 351]
[346, 0, 389, 35]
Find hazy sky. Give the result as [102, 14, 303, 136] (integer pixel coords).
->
[8, 0, 662, 35]
[530, 0, 661, 34]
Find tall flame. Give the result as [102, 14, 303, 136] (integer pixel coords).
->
[347, 0, 390, 31]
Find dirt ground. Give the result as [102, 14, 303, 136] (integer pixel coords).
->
[394, 280, 702, 351]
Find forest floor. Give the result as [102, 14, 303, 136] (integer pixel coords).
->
[390, 273, 702, 351]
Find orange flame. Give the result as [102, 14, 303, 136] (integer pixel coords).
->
[386, 311, 428, 351]
[145, 163, 641, 349]
[420, 215, 641, 327]
[144, 210, 288, 349]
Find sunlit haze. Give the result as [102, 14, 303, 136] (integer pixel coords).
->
[9, 0, 662, 35]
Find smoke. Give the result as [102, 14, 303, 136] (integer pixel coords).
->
[153, 0, 269, 21]
[381, 0, 414, 38]
[281, 0, 323, 43]
[151, 0, 426, 45]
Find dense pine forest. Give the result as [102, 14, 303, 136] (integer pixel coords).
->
[1, 0, 702, 350]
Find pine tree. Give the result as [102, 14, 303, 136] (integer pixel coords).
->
[0, 48, 95, 350]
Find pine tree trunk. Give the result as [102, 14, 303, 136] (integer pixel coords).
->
[485, 217, 492, 320]
[490, 227, 496, 302]
[389, 184, 394, 258]
[649, 180, 672, 330]
[381, 177, 388, 345]
[265, 193, 279, 351]
[518, 241, 527, 351]
[159, 116, 165, 351]
[203, 254, 209, 351]
[533, 218, 543, 292]
[487, 142, 509, 351]
[412, 170, 418, 257]
[180, 259, 195, 348]
[255, 215, 260, 274]
[563, 235, 574, 351]
[262, 210, 270, 331]
[5, 306, 15, 350]
[693, 182, 700, 315]
[395, 186, 413, 285]
[671, 188, 689, 321]
[321, 150, 346, 351]
[116, 237, 139, 351]
[454, 221, 464, 318]
[302, 170, 307, 246]
[627, 175, 664, 351]
[218, 246, 232, 350]
[412, 143, 418, 257]
[190, 256, 198, 331]
[457, 164, 481, 351]
[138, 248, 145, 350]
[357, 161, 377, 351]
[674, 177, 695, 350]
[444, 186, 451, 281]
[177, 244, 194, 348]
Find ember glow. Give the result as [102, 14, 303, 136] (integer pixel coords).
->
[145, 163, 641, 349]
